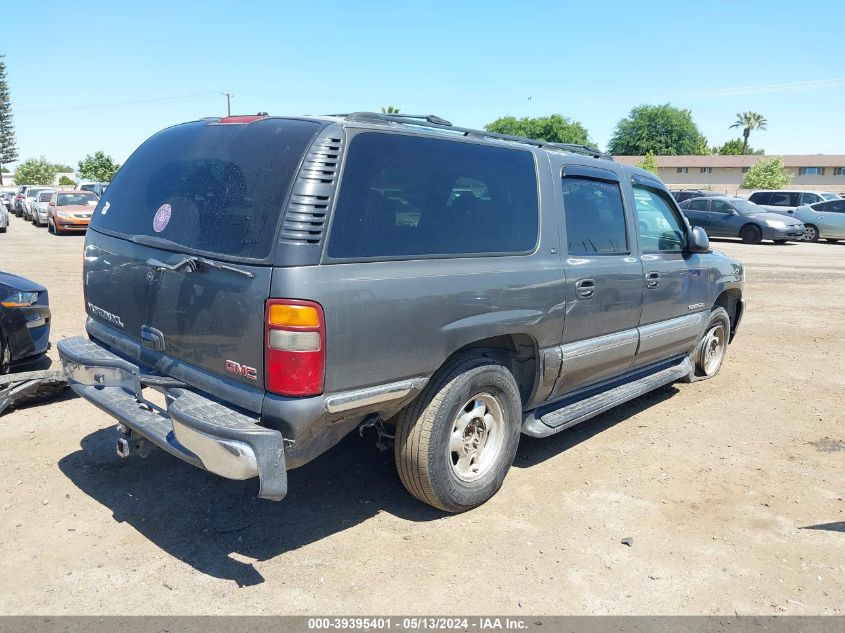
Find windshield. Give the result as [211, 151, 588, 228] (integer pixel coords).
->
[58, 193, 98, 206]
[90, 118, 320, 260]
[38, 192, 53, 202]
[731, 199, 763, 215]
[821, 193, 840, 201]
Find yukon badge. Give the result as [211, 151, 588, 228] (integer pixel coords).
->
[87, 302, 125, 328]
[225, 360, 258, 380]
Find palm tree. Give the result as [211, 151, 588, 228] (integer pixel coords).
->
[730, 112, 767, 154]
[380, 105, 401, 114]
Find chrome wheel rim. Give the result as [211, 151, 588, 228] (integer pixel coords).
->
[448, 393, 505, 482]
[803, 226, 816, 241]
[701, 325, 727, 376]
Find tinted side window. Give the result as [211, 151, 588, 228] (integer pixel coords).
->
[561, 177, 627, 255]
[688, 199, 709, 211]
[801, 193, 822, 205]
[749, 192, 770, 205]
[328, 133, 538, 259]
[633, 186, 687, 252]
[769, 192, 795, 207]
[711, 200, 732, 213]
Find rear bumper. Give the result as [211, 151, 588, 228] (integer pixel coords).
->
[57, 336, 288, 501]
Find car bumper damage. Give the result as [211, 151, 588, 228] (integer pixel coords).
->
[57, 336, 288, 501]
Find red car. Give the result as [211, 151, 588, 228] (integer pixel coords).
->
[48, 190, 99, 234]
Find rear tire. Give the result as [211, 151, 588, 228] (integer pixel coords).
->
[773, 239, 787, 244]
[394, 356, 522, 513]
[740, 224, 762, 244]
[683, 307, 730, 383]
[803, 224, 820, 242]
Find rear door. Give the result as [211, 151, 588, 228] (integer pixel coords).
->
[548, 165, 643, 397]
[708, 199, 739, 237]
[83, 117, 322, 396]
[630, 177, 708, 369]
[680, 198, 711, 232]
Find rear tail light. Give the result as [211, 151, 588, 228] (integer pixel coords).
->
[265, 299, 325, 397]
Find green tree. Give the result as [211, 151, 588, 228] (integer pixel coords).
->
[380, 105, 401, 114]
[607, 104, 708, 156]
[77, 151, 120, 182]
[638, 150, 658, 175]
[51, 163, 74, 172]
[58, 175, 76, 186]
[0, 55, 19, 186]
[730, 111, 767, 154]
[484, 114, 593, 145]
[741, 157, 792, 189]
[15, 157, 58, 185]
[712, 138, 764, 155]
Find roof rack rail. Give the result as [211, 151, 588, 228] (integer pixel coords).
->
[332, 112, 612, 160]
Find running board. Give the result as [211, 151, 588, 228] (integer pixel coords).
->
[522, 357, 692, 438]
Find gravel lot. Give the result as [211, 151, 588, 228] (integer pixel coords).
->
[0, 218, 843, 615]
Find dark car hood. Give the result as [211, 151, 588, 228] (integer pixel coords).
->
[0, 271, 46, 293]
[747, 212, 804, 226]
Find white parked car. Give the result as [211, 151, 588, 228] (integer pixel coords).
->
[792, 198, 845, 242]
[31, 190, 56, 227]
[0, 201, 7, 233]
[748, 190, 840, 214]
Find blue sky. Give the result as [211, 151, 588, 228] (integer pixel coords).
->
[5, 0, 845, 167]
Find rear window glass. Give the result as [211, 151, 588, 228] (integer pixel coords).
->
[327, 133, 538, 259]
[91, 118, 320, 260]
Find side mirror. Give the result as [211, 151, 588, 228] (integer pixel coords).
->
[687, 226, 710, 253]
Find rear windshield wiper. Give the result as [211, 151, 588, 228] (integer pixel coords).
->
[146, 255, 255, 278]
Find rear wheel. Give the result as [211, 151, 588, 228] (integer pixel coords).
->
[394, 356, 522, 512]
[740, 224, 762, 244]
[773, 239, 787, 244]
[684, 307, 730, 382]
[803, 224, 820, 242]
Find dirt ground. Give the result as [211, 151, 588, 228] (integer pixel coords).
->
[0, 218, 842, 615]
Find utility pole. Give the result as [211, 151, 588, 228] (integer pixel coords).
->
[221, 92, 233, 116]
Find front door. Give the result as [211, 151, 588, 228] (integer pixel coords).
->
[549, 165, 643, 399]
[681, 198, 713, 233]
[631, 179, 709, 369]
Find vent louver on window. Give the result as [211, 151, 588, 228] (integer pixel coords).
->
[280, 132, 344, 244]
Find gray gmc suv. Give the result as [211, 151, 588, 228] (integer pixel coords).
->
[58, 112, 745, 512]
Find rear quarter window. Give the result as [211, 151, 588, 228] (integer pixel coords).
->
[327, 133, 539, 259]
[748, 192, 770, 205]
[90, 118, 321, 260]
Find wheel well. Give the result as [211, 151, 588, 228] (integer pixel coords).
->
[714, 289, 742, 338]
[452, 334, 538, 406]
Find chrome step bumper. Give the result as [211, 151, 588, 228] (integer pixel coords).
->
[57, 336, 287, 501]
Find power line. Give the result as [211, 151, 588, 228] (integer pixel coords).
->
[17, 92, 221, 115]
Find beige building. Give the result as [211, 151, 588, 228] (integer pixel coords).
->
[613, 155, 845, 196]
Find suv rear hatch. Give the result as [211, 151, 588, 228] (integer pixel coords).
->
[83, 117, 322, 408]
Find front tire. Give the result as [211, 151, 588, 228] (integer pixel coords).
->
[803, 224, 820, 242]
[773, 239, 787, 244]
[740, 224, 762, 244]
[1, 335, 11, 375]
[684, 307, 730, 382]
[394, 356, 522, 513]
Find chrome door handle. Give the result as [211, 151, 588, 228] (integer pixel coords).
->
[575, 278, 595, 299]
[646, 272, 660, 289]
